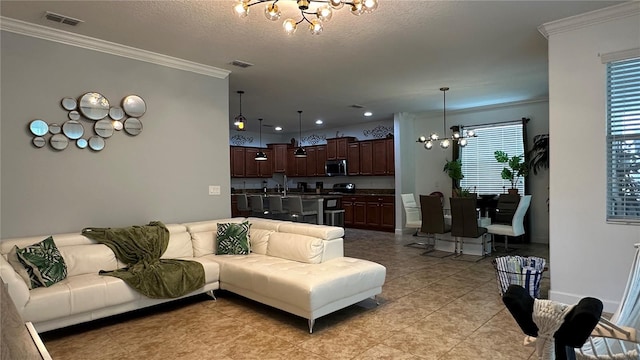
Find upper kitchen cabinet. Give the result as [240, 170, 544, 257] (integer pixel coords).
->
[326, 137, 356, 160]
[269, 144, 288, 173]
[231, 146, 246, 177]
[347, 142, 360, 176]
[244, 147, 273, 178]
[373, 138, 394, 175]
[306, 145, 327, 177]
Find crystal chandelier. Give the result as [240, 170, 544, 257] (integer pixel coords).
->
[233, 0, 378, 35]
[416, 87, 477, 150]
[233, 90, 246, 131]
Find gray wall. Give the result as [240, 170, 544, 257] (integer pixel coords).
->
[1, 31, 230, 238]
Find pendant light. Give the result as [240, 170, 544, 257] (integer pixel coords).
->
[294, 110, 307, 158]
[255, 118, 267, 161]
[416, 87, 477, 150]
[233, 90, 246, 131]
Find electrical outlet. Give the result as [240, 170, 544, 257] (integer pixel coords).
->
[208, 185, 221, 195]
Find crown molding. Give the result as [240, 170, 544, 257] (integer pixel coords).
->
[538, 1, 640, 39]
[0, 16, 231, 79]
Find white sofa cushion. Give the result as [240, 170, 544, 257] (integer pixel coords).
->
[267, 232, 324, 264]
[249, 228, 273, 255]
[60, 244, 119, 277]
[277, 222, 344, 240]
[160, 224, 193, 259]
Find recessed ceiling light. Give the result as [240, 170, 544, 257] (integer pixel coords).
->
[364, 111, 373, 117]
[274, 126, 282, 131]
[315, 119, 323, 125]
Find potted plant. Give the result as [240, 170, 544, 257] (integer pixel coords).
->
[494, 150, 528, 194]
[443, 159, 464, 196]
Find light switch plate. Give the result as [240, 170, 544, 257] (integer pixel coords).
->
[208, 185, 221, 195]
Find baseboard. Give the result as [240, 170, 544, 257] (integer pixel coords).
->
[549, 290, 619, 313]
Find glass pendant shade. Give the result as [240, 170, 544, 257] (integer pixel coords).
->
[317, 6, 333, 21]
[283, 19, 297, 35]
[459, 138, 468, 147]
[329, 0, 344, 10]
[264, 3, 281, 20]
[425, 141, 433, 150]
[350, 0, 364, 15]
[440, 138, 450, 149]
[309, 19, 323, 35]
[363, 0, 378, 13]
[234, 1, 249, 17]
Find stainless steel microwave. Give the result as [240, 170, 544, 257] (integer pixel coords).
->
[325, 159, 347, 176]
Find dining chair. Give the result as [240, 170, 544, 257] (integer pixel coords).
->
[493, 194, 521, 224]
[267, 195, 288, 220]
[449, 196, 489, 261]
[287, 196, 318, 224]
[419, 194, 453, 257]
[249, 195, 268, 218]
[401, 194, 423, 244]
[486, 195, 531, 252]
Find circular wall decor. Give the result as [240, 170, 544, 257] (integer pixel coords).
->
[50, 134, 69, 150]
[77, 138, 88, 149]
[29, 119, 49, 136]
[123, 117, 143, 136]
[61, 97, 77, 111]
[109, 106, 125, 121]
[49, 123, 61, 134]
[122, 95, 146, 117]
[62, 120, 84, 140]
[88, 136, 105, 151]
[94, 119, 114, 138]
[68, 110, 81, 120]
[78, 92, 110, 120]
[113, 120, 123, 131]
[32, 137, 46, 148]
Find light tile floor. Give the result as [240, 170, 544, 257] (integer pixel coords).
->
[41, 229, 549, 359]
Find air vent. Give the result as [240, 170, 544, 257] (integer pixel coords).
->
[349, 104, 365, 109]
[44, 11, 83, 26]
[231, 60, 254, 68]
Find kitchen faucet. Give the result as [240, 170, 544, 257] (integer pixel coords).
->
[283, 174, 288, 197]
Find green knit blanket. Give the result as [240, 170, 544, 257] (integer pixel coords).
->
[81, 221, 205, 299]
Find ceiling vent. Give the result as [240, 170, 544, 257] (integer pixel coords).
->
[44, 11, 84, 26]
[349, 104, 365, 109]
[230, 60, 254, 69]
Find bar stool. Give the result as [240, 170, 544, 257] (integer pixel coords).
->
[287, 196, 318, 224]
[267, 195, 288, 220]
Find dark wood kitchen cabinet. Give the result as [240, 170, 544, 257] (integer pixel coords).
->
[231, 146, 246, 177]
[347, 142, 360, 175]
[244, 147, 272, 178]
[326, 137, 355, 160]
[269, 144, 288, 173]
[359, 141, 373, 175]
[342, 195, 395, 232]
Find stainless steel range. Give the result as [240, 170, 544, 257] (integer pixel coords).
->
[329, 183, 356, 194]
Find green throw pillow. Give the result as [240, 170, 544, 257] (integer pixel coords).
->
[16, 236, 67, 288]
[216, 222, 250, 255]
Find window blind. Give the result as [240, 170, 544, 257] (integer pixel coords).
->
[607, 57, 640, 223]
[460, 123, 525, 195]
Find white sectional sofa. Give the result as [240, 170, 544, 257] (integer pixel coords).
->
[0, 217, 386, 333]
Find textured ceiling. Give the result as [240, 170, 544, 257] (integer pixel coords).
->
[0, 1, 622, 133]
